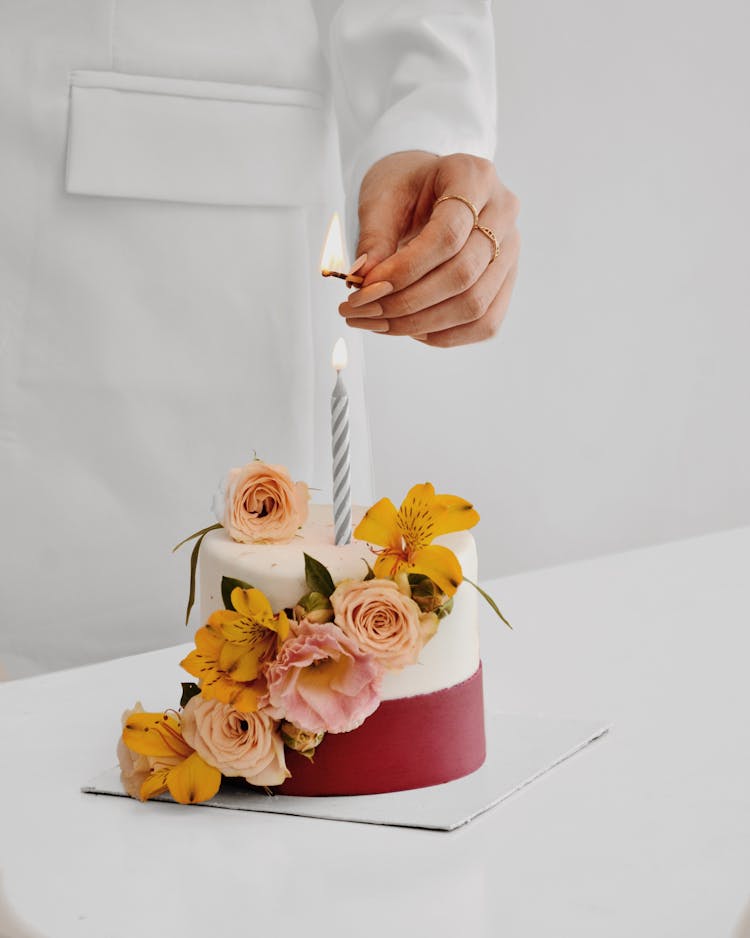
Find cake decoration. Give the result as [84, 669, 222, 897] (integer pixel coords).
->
[117, 459, 510, 804]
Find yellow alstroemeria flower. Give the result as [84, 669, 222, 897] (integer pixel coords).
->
[122, 710, 221, 805]
[181, 587, 289, 711]
[353, 483, 479, 596]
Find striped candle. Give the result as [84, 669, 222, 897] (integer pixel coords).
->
[331, 338, 352, 545]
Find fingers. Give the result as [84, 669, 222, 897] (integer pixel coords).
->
[346, 317, 390, 334]
[370, 227, 519, 338]
[353, 154, 499, 296]
[416, 263, 519, 349]
[342, 190, 519, 327]
[342, 152, 520, 348]
[344, 207, 509, 324]
[354, 151, 439, 274]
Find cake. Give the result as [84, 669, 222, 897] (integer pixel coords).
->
[117, 460, 505, 805]
[197, 504, 485, 795]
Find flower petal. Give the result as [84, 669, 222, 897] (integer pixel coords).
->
[166, 752, 222, 805]
[179, 648, 205, 680]
[218, 641, 261, 682]
[409, 544, 463, 596]
[229, 682, 263, 712]
[401, 482, 436, 509]
[201, 673, 261, 712]
[432, 494, 480, 535]
[274, 609, 291, 642]
[353, 497, 400, 548]
[372, 552, 403, 580]
[396, 483, 442, 552]
[207, 609, 242, 630]
[194, 623, 225, 655]
[122, 712, 192, 759]
[231, 587, 274, 620]
[139, 768, 170, 802]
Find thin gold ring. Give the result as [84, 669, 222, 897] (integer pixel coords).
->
[476, 224, 501, 263]
[433, 194, 480, 228]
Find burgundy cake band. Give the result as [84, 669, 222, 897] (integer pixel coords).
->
[277, 663, 486, 796]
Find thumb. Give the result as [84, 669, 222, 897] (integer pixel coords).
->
[353, 151, 437, 282]
[354, 194, 402, 281]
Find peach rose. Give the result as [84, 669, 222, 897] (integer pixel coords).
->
[265, 620, 383, 734]
[181, 696, 289, 787]
[117, 702, 182, 800]
[222, 461, 309, 544]
[331, 578, 438, 671]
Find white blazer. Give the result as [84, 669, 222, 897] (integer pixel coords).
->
[0, 0, 496, 676]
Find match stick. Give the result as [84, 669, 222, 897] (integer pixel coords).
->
[321, 270, 365, 288]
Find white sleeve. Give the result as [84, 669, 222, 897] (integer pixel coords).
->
[315, 0, 497, 254]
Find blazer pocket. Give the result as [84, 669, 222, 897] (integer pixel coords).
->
[65, 70, 327, 206]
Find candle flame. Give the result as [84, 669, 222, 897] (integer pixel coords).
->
[332, 337, 348, 371]
[320, 213, 349, 275]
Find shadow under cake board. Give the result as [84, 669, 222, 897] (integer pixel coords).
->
[83, 712, 610, 831]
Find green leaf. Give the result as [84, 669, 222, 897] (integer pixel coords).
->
[362, 560, 376, 581]
[221, 576, 254, 610]
[180, 682, 201, 708]
[463, 577, 512, 629]
[303, 553, 335, 598]
[184, 527, 220, 626]
[172, 522, 222, 553]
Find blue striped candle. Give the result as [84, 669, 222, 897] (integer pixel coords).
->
[331, 338, 352, 545]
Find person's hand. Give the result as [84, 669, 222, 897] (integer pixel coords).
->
[339, 151, 520, 348]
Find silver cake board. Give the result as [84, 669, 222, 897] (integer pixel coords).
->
[83, 712, 610, 831]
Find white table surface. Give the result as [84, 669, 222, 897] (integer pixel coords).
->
[1, 527, 749, 937]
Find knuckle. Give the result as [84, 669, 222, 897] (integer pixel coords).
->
[478, 312, 502, 341]
[452, 254, 481, 293]
[393, 291, 418, 318]
[442, 152, 471, 173]
[398, 252, 421, 286]
[439, 222, 465, 255]
[440, 153, 497, 196]
[383, 254, 412, 289]
[355, 231, 379, 257]
[463, 287, 488, 322]
[505, 190, 521, 219]
[476, 157, 497, 185]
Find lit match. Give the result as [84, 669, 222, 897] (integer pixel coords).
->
[320, 213, 364, 287]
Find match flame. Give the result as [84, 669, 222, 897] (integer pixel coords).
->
[320, 213, 349, 274]
[332, 337, 348, 371]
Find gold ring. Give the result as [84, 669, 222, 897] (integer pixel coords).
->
[433, 194, 480, 228]
[476, 224, 500, 264]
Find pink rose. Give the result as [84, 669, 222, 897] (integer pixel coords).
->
[223, 461, 309, 544]
[117, 702, 182, 800]
[181, 696, 289, 787]
[331, 578, 438, 671]
[265, 621, 383, 734]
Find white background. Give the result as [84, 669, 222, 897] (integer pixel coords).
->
[363, 0, 750, 577]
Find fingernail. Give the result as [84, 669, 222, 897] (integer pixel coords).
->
[339, 301, 383, 319]
[348, 253, 367, 276]
[347, 318, 390, 333]
[348, 281, 393, 309]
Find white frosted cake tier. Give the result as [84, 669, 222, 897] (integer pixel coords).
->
[198, 504, 479, 701]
